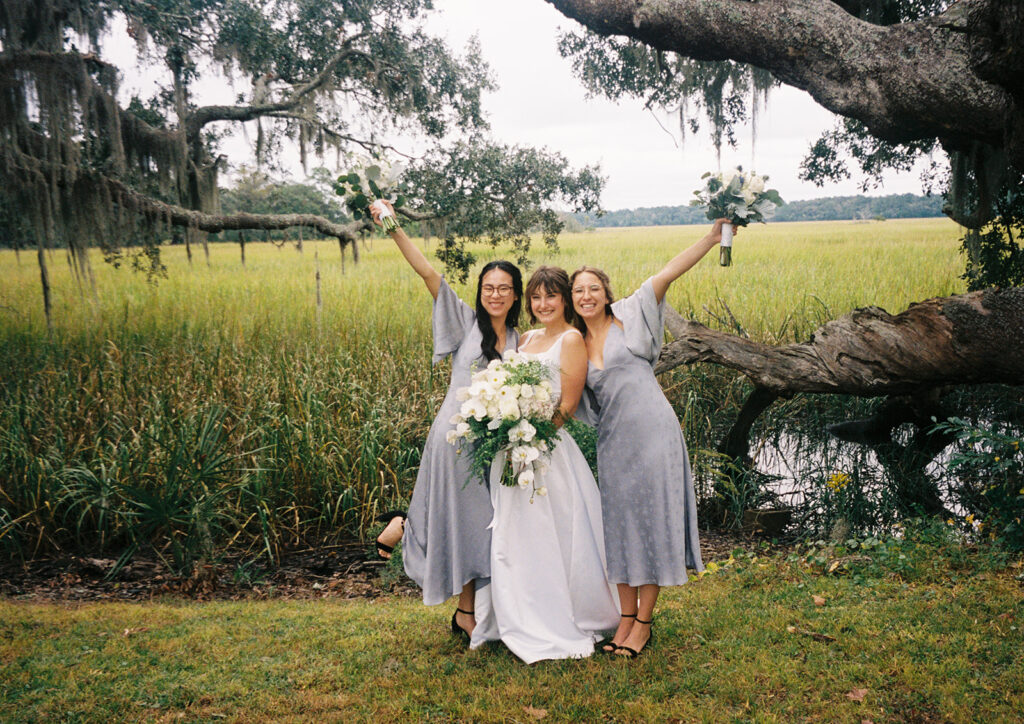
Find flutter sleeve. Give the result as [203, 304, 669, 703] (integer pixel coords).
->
[431, 278, 476, 363]
[609, 277, 666, 366]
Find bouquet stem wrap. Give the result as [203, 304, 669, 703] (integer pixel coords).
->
[720, 222, 733, 266]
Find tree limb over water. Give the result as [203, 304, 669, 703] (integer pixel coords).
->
[657, 288, 1024, 394]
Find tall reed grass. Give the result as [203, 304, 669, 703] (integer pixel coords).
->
[0, 220, 967, 568]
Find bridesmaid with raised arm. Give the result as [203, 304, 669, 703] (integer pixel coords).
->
[570, 219, 731, 658]
[371, 200, 522, 641]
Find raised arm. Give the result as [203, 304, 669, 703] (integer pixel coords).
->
[649, 218, 730, 303]
[553, 331, 588, 428]
[370, 201, 442, 299]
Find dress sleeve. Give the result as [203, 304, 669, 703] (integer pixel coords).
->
[431, 278, 476, 363]
[609, 276, 666, 365]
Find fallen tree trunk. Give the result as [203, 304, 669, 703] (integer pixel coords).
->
[656, 287, 1024, 394]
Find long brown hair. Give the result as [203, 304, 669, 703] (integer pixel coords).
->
[525, 266, 576, 325]
[569, 266, 615, 335]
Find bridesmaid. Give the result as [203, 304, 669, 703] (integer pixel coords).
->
[570, 220, 730, 658]
[371, 201, 522, 640]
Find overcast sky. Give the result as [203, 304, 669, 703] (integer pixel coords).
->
[106, 0, 937, 210]
[423, 0, 936, 209]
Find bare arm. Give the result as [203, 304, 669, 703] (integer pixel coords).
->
[650, 218, 729, 303]
[553, 331, 588, 428]
[370, 201, 442, 299]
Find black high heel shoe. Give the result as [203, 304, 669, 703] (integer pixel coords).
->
[451, 607, 474, 642]
[614, 617, 653, 659]
[374, 510, 406, 560]
[600, 613, 636, 653]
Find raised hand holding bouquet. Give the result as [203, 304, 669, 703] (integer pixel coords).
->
[335, 155, 406, 231]
[447, 353, 559, 501]
[691, 167, 785, 266]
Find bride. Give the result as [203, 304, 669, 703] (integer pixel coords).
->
[470, 266, 619, 663]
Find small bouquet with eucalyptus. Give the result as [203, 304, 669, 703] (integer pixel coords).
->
[335, 156, 406, 231]
[691, 167, 784, 266]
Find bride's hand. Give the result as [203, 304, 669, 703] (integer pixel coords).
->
[369, 199, 396, 227]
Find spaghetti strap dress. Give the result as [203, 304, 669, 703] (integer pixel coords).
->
[470, 330, 619, 663]
[585, 278, 704, 586]
[402, 278, 519, 606]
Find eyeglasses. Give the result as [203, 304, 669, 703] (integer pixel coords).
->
[481, 285, 514, 297]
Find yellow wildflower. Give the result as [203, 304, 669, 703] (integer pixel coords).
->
[826, 472, 851, 491]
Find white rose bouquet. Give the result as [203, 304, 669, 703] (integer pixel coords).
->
[335, 155, 406, 231]
[691, 167, 785, 266]
[447, 353, 560, 501]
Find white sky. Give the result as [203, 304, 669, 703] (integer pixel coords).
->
[104, 0, 938, 210]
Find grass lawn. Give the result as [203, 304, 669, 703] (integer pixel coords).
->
[3, 534, 1022, 722]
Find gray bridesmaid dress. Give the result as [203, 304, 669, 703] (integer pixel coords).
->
[402, 278, 518, 606]
[586, 278, 704, 586]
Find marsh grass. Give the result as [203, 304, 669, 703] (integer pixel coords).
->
[0, 220, 966, 565]
[2, 531, 1021, 722]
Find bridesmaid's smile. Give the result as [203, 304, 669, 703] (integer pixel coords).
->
[571, 271, 607, 321]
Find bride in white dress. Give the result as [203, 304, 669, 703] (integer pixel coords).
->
[470, 266, 620, 663]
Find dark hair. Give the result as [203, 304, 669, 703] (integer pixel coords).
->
[525, 266, 576, 325]
[569, 266, 615, 335]
[475, 260, 522, 361]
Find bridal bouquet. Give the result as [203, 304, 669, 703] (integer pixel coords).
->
[335, 155, 406, 231]
[691, 167, 785, 266]
[447, 353, 559, 500]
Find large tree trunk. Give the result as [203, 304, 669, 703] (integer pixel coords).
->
[544, 0, 1024, 167]
[656, 287, 1024, 394]
[657, 288, 1022, 518]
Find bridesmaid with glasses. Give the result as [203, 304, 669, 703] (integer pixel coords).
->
[371, 201, 522, 641]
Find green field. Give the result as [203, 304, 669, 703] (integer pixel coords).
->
[0, 219, 966, 564]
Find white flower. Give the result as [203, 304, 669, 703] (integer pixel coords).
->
[517, 468, 535, 488]
[510, 445, 540, 465]
[487, 417, 503, 430]
[498, 384, 519, 400]
[536, 486, 548, 497]
[455, 387, 470, 402]
[461, 399, 488, 421]
[508, 419, 536, 443]
[519, 384, 534, 398]
[449, 413, 465, 425]
[445, 429, 459, 445]
[499, 397, 521, 420]
[534, 385, 551, 403]
[741, 188, 756, 205]
[748, 175, 765, 194]
[456, 422, 470, 436]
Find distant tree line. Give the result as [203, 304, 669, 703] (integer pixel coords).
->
[574, 193, 944, 228]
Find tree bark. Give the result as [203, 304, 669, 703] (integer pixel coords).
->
[544, 0, 1022, 163]
[656, 287, 1024, 395]
[99, 175, 369, 247]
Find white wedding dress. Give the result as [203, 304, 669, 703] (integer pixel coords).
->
[470, 330, 620, 663]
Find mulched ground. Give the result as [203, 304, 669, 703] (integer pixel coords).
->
[0, 530, 779, 603]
